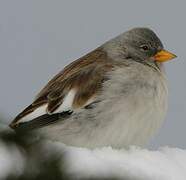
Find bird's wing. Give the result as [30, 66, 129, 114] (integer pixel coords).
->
[9, 47, 113, 129]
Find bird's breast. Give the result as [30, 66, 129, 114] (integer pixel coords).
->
[93, 64, 168, 147]
[40, 64, 168, 148]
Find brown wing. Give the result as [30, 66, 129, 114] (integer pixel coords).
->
[10, 47, 113, 128]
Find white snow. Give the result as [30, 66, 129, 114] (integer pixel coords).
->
[50, 142, 186, 180]
[0, 141, 25, 180]
[0, 135, 186, 180]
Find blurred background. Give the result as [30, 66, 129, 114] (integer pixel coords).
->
[0, 0, 185, 149]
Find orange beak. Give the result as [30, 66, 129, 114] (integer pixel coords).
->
[153, 50, 177, 62]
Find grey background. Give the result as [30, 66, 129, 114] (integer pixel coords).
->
[0, 0, 185, 149]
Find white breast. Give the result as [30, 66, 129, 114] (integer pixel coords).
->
[90, 64, 168, 148]
[40, 64, 168, 149]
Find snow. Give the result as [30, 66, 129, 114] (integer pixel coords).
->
[0, 141, 25, 180]
[0, 135, 186, 180]
[47, 142, 186, 180]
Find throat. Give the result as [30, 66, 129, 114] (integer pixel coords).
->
[144, 61, 161, 72]
[132, 58, 162, 73]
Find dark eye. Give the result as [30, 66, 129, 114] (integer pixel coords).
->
[140, 44, 150, 51]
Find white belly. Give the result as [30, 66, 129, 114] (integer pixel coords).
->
[40, 65, 168, 148]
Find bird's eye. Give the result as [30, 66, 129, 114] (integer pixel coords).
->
[140, 45, 150, 51]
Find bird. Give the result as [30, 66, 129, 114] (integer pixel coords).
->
[9, 27, 176, 148]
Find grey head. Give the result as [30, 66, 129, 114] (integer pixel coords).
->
[103, 27, 176, 65]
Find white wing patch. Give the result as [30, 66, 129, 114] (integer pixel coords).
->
[19, 89, 77, 123]
[19, 104, 48, 123]
[52, 89, 76, 113]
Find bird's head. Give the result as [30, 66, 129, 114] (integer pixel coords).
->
[104, 27, 177, 66]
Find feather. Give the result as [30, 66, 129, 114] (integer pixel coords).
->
[9, 47, 113, 129]
[13, 111, 73, 132]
